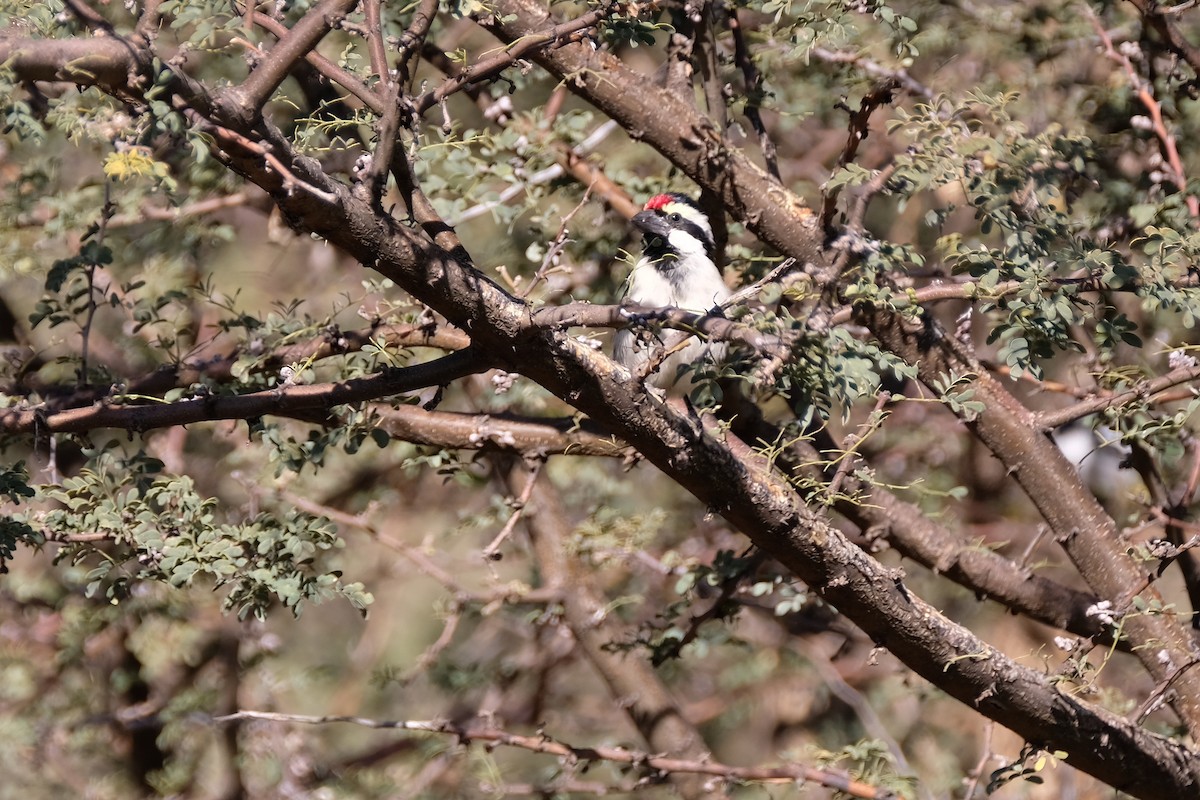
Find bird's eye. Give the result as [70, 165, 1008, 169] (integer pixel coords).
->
[668, 212, 682, 222]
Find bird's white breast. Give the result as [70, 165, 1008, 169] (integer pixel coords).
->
[613, 256, 731, 389]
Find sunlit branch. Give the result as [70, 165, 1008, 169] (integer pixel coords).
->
[373, 405, 629, 458]
[1036, 363, 1200, 430]
[1085, 6, 1200, 223]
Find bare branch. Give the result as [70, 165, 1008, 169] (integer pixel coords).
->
[246, 8, 384, 113]
[820, 80, 899, 235]
[375, 406, 630, 457]
[1086, 6, 1200, 223]
[0, 350, 488, 436]
[728, 8, 780, 180]
[395, 0, 440, 86]
[363, 0, 390, 83]
[0, 35, 137, 90]
[1036, 362, 1200, 430]
[210, 710, 898, 799]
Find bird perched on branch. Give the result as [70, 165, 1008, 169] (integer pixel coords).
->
[613, 193, 731, 389]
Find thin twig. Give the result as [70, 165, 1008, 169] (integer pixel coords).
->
[482, 459, 543, 560]
[208, 710, 898, 799]
[194, 113, 339, 203]
[1085, 6, 1200, 223]
[727, 7, 779, 180]
[820, 80, 900, 235]
[961, 721, 995, 800]
[78, 182, 117, 388]
[283, 491, 561, 607]
[398, 606, 463, 684]
[108, 192, 253, 227]
[523, 187, 594, 298]
[1037, 362, 1200, 430]
[825, 391, 890, 500]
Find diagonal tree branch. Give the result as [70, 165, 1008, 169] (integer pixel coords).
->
[221, 0, 361, 125]
[245, 7, 384, 113]
[4, 21, 1200, 796]
[482, 0, 1200, 741]
[204, 122, 1199, 797]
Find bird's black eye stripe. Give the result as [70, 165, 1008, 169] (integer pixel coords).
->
[671, 217, 715, 251]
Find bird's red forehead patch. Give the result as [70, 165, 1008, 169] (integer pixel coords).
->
[643, 194, 675, 211]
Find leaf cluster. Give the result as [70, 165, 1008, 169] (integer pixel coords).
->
[27, 447, 372, 619]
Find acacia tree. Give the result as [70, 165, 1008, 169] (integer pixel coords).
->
[2, 0, 1200, 797]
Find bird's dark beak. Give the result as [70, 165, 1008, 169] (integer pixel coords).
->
[631, 210, 671, 245]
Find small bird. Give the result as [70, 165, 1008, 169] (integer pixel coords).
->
[613, 193, 731, 389]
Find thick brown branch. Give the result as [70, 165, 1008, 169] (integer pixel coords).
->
[222, 0, 361, 124]
[377, 407, 628, 457]
[246, 8, 384, 113]
[862, 305, 1200, 737]
[16, 20, 1198, 793]
[0, 35, 137, 91]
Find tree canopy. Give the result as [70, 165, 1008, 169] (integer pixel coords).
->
[2, 0, 1200, 797]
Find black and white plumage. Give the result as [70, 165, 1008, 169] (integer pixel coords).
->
[613, 193, 731, 388]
